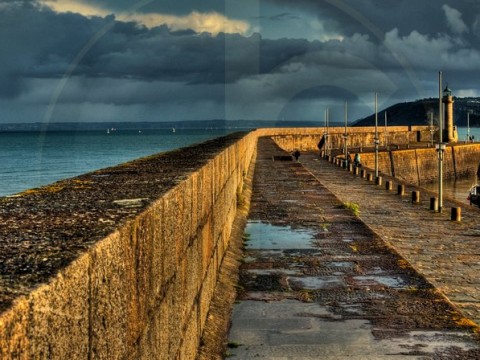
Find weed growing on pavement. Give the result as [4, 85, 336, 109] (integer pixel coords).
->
[343, 202, 360, 216]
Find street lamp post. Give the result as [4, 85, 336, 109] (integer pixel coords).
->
[374, 92, 379, 179]
[467, 110, 471, 142]
[429, 112, 434, 146]
[437, 71, 444, 212]
[343, 101, 348, 165]
[325, 107, 329, 157]
[384, 111, 388, 148]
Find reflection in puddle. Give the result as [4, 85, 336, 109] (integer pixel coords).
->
[288, 276, 346, 290]
[339, 303, 366, 315]
[405, 331, 480, 352]
[327, 261, 355, 269]
[282, 200, 300, 204]
[243, 256, 257, 263]
[245, 221, 316, 249]
[229, 300, 480, 358]
[353, 275, 407, 288]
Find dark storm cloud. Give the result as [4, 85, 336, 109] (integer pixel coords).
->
[0, 2, 113, 96]
[268, 0, 480, 41]
[0, 3, 360, 99]
[0, 3, 232, 97]
[255, 12, 301, 21]
[1, 2, 314, 95]
[2, 0, 480, 123]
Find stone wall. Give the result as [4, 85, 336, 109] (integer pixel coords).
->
[2, 126, 477, 360]
[260, 127, 479, 186]
[0, 132, 257, 359]
[258, 126, 431, 153]
[359, 144, 480, 185]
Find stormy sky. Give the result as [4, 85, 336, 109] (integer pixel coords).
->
[2, 0, 480, 124]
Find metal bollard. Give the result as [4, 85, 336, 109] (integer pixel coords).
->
[386, 180, 393, 191]
[412, 191, 420, 203]
[348, 163, 354, 172]
[451, 207, 462, 221]
[397, 184, 405, 196]
[361, 169, 367, 178]
[375, 176, 382, 186]
[367, 173, 373, 181]
[354, 167, 359, 176]
[430, 197, 438, 211]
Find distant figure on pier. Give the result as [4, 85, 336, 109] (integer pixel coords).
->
[317, 135, 325, 150]
[354, 153, 361, 168]
[317, 135, 326, 157]
[293, 149, 301, 161]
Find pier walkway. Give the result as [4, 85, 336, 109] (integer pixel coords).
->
[227, 138, 480, 359]
[301, 151, 480, 325]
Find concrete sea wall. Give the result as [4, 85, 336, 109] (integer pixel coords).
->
[0, 132, 257, 359]
[258, 126, 479, 185]
[260, 126, 431, 152]
[357, 144, 480, 185]
[2, 126, 479, 359]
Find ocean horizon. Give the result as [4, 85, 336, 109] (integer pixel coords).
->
[1, 126, 478, 199]
[0, 128, 237, 197]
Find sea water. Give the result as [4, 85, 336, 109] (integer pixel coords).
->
[0, 129, 236, 197]
[1, 126, 479, 199]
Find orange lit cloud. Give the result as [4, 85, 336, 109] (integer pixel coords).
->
[40, 0, 250, 35]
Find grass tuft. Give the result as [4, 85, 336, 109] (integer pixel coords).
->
[342, 202, 360, 216]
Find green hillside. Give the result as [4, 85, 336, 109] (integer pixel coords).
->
[354, 98, 480, 127]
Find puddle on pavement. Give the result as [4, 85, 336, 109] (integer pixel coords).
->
[352, 275, 407, 289]
[281, 199, 301, 204]
[367, 267, 385, 275]
[326, 261, 355, 269]
[288, 276, 346, 290]
[243, 256, 257, 263]
[403, 331, 480, 352]
[245, 221, 316, 249]
[339, 303, 366, 316]
[229, 300, 480, 358]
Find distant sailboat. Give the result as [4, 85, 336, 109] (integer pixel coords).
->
[172, 127, 176, 133]
[107, 128, 110, 134]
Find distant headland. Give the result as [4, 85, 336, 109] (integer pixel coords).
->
[2, 96, 480, 132]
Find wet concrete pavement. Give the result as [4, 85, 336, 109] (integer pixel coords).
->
[301, 151, 480, 326]
[227, 138, 480, 359]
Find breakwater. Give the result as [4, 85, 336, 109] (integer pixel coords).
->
[358, 144, 480, 185]
[2, 126, 480, 359]
[261, 126, 431, 152]
[0, 132, 256, 359]
[259, 126, 480, 185]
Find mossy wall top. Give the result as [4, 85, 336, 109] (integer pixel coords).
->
[0, 131, 257, 359]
